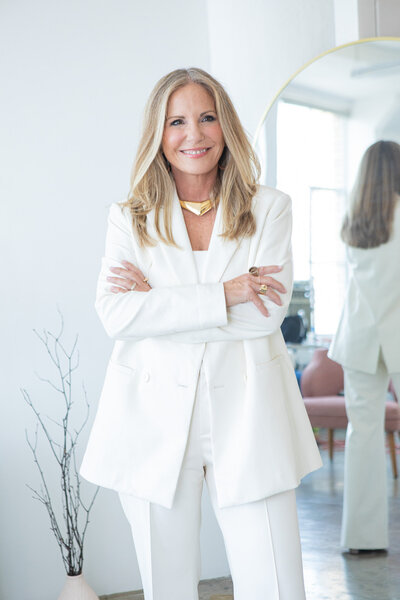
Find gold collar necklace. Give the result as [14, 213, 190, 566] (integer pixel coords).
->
[179, 198, 213, 216]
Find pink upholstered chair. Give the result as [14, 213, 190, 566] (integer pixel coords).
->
[300, 348, 400, 478]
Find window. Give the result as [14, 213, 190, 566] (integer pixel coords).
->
[276, 101, 348, 335]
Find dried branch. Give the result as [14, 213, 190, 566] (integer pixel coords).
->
[23, 312, 99, 576]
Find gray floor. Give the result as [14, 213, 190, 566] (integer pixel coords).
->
[297, 434, 400, 600]
[101, 432, 400, 600]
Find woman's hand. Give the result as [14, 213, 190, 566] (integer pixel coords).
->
[223, 266, 286, 317]
[107, 261, 152, 293]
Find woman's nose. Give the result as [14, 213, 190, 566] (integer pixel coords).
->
[186, 120, 204, 143]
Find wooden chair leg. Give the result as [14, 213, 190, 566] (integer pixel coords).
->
[328, 429, 334, 461]
[387, 431, 398, 479]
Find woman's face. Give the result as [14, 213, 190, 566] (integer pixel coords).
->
[162, 83, 225, 182]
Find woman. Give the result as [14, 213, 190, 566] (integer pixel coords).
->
[329, 140, 400, 552]
[80, 68, 322, 600]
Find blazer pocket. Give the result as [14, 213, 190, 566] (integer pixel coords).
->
[254, 354, 284, 370]
[108, 360, 136, 376]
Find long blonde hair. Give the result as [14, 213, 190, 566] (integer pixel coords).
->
[341, 140, 400, 248]
[123, 68, 260, 247]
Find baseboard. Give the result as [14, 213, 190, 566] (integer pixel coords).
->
[99, 592, 143, 600]
[99, 576, 233, 600]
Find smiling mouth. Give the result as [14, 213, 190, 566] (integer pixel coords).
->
[180, 148, 210, 156]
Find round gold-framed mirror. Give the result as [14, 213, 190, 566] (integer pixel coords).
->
[253, 37, 400, 341]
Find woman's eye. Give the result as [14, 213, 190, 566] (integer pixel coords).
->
[202, 115, 216, 122]
[170, 119, 184, 126]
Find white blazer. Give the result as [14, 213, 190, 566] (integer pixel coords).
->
[80, 185, 322, 509]
[329, 199, 400, 375]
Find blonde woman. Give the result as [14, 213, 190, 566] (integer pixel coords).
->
[81, 68, 321, 600]
[329, 140, 400, 553]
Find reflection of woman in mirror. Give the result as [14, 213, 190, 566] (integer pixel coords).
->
[80, 67, 321, 599]
[330, 140, 400, 553]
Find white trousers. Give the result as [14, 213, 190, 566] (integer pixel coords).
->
[119, 365, 306, 600]
[342, 353, 400, 549]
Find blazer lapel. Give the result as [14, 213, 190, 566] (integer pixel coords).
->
[203, 202, 242, 283]
[147, 189, 198, 285]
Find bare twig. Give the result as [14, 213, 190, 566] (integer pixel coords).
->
[23, 312, 99, 576]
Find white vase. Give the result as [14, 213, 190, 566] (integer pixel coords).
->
[58, 574, 99, 600]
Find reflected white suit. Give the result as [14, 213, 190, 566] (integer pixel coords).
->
[329, 200, 400, 549]
[80, 186, 322, 597]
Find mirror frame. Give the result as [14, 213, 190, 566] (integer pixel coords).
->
[252, 36, 400, 147]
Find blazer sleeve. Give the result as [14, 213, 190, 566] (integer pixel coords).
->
[94, 204, 228, 340]
[164, 192, 293, 343]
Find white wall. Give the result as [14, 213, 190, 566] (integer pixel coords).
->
[1, 1, 337, 599]
[334, 0, 360, 44]
[206, 0, 336, 139]
[347, 93, 400, 190]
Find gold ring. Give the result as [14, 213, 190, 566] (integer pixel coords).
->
[259, 284, 268, 295]
[249, 266, 259, 277]
[143, 278, 149, 283]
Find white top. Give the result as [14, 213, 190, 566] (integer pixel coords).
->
[193, 250, 208, 282]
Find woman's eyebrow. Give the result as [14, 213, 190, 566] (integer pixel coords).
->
[165, 110, 217, 121]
